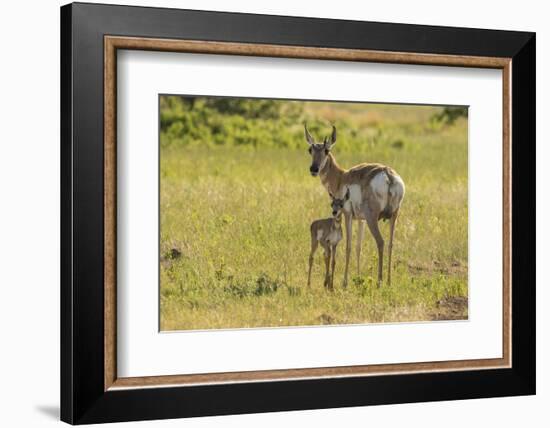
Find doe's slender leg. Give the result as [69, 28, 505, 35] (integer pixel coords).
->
[356, 220, 365, 277]
[365, 211, 384, 287]
[343, 213, 353, 288]
[387, 209, 399, 286]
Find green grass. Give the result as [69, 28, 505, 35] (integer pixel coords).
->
[160, 102, 468, 331]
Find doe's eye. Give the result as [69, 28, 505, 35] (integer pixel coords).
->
[324, 149, 329, 155]
[308, 147, 312, 154]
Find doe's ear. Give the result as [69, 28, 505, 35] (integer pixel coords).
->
[325, 125, 337, 150]
[304, 123, 314, 146]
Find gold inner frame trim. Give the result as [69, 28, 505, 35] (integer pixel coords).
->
[104, 35, 512, 391]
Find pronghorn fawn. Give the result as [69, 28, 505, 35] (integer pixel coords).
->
[305, 124, 405, 288]
[307, 190, 350, 290]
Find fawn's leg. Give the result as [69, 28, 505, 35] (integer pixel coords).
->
[307, 238, 318, 287]
[387, 209, 399, 286]
[343, 213, 353, 288]
[365, 210, 384, 287]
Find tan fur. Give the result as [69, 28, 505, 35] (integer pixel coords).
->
[307, 192, 349, 290]
[305, 125, 405, 288]
[320, 154, 403, 287]
[320, 154, 392, 203]
[307, 217, 343, 290]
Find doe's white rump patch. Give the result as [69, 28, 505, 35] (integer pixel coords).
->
[370, 172, 390, 210]
[370, 172, 389, 196]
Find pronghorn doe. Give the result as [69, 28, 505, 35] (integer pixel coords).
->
[307, 190, 350, 290]
[305, 124, 405, 287]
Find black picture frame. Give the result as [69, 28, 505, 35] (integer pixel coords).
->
[61, 2, 535, 424]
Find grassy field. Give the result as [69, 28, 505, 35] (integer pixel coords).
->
[160, 100, 468, 331]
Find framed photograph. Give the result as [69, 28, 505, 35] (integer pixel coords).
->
[60, 2, 535, 424]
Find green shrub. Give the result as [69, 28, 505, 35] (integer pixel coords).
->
[159, 95, 464, 155]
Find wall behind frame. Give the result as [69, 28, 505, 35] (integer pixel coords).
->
[0, 0, 545, 427]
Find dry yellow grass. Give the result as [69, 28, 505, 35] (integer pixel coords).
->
[160, 102, 468, 331]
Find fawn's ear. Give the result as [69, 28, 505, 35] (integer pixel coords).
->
[304, 123, 314, 146]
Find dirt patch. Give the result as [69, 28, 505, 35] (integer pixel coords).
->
[431, 296, 468, 321]
[160, 247, 183, 268]
[407, 260, 467, 276]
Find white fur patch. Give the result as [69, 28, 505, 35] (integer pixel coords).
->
[316, 229, 324, 241]
[385, 174, 405, 213]
[391, 174, 406, 199]
[327, 229, 342, 245]
[370, 172, 389, 195]
[370, 172, 390, 210]
[346, 184, 362, 215]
